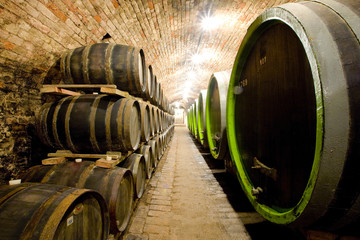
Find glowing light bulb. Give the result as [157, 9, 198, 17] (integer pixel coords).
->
[201, 16, 221, 31]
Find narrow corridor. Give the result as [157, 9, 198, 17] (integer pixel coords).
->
[123, 126, 256, 240]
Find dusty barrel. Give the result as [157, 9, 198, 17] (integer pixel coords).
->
[152, 76, 159, 104]
[198, 90, 208, 148]
[148, 139, 159, 168]
[155, 82, 161, 106]
[137, 145, 153, 179]
[0, 183, 109, 240]
[60, 43, 146, 97]
[206, 71, 230, 160]
[154, 134, 162, 161]
[148, 104, 155, 136]
[155, 107, 161, 133]
[36, 95, 141, 153]
[20, 161, 134, 234]
[226, 0, 360, 230]
[143, 65, 154, 101]
[139, 102, 150, 142]
[121, 153, 146, 199]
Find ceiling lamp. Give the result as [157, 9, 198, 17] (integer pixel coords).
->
[201, 16, 221, 31]
[191, 53, 203, 64]
[187, 71, 196, 79]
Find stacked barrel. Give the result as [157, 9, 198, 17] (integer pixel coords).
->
[187, 71, 231, 161]
[0, 43, 175, 239]
[188, 0, 360, 234]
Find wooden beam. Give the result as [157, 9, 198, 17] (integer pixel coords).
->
[40, 86, 81, 96]
[47, 150, 121, 160]
[42, 84, 117, 89]
[42, 157, 67, 165]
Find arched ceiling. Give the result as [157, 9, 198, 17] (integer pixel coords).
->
[114, 0, 294, 109]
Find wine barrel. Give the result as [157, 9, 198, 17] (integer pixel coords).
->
[148, 139, 159, 168]
[155, 82, 161, 106]
[193, 100, 200, 140]
[188, 105, 194, 133]
[206, 71, 230, 160]
[226, 0, 360, 230]
[139, 102, 150, 142]
[20, 161, 134, 234]
[121, 153, 146, 198]
[154, 134, 162, 161]
[143, 65, 153, 101]
[36, 95, 141, 153]
[0, 183, 109, 240]
[155, 108, 161, 133]
[148, 104, 155, 136]
[60, 43, 146, 97]
[137, 145, 153, 179]
[198, 90, 208, 148]
[152, 76, 159, 104]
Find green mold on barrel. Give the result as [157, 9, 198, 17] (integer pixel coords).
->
[226, 0, 360, 230]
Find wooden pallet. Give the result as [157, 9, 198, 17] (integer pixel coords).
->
[45, 132, 163, 169]
[40, 84, 149, 104]
[47, 150, 123, 168]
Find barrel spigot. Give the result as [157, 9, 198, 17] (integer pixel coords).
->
[251, 187, 263, 196]
[252, 157, 278, 181]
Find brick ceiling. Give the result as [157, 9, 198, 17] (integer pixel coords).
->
[1, 0, 294, 109]
[121, 0, 293, 109]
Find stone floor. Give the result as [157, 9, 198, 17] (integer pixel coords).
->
[122, 126, 304, 240]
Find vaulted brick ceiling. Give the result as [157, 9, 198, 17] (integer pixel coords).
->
[116, 0, 294, 109]
[1, 0, 294, 109]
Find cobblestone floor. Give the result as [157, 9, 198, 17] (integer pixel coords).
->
[122, 126, 260, 240]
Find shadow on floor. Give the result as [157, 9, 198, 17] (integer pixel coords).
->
[189, 135, 306, 240]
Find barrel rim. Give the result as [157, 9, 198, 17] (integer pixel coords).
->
[226, 4, 324, 225]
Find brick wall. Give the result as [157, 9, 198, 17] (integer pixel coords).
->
[0, 0, 293, 183]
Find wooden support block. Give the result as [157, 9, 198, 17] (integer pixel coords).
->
[42, 157, 67, 165]
[105, 151, 122, 160]
[47, 150, 122, 161]
[96, 158, 122, 168]
[100, 87, 131, 98]
[40, 86, 81, 96]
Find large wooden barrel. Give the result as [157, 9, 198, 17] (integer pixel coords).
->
[139, 102, 150, 142]
[137, 145, 153, 179]
[226, 0, 360, 230]
[0, 183, 109, 240]
[198, 90, 208, 148]
[206, 71, 230, 160]
[20, 161, 134, 234]
[121, 153, 146, 199]
[36, 95, 141, 153]
[188, 105, 194, 134]
[60, 43, 146, 97]
[148, 139, 159, 168]
[192, 102, 199, 139]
